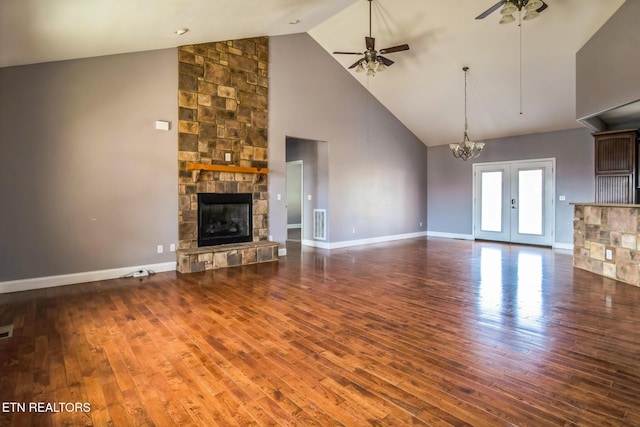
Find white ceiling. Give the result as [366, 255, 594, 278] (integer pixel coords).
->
[0, 0, 626, 147]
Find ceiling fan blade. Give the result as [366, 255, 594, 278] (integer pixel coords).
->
[366, 37, 375, 51]
[333, 51, 363, 55]
[379, 44, 409, 54]
[348, 58, 365, 69]
[377, 56, 394, 67]
[475, 0, 505, 19]
[537, 1, 548, 13]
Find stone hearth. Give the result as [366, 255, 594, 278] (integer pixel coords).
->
[176, 241, 278, 273]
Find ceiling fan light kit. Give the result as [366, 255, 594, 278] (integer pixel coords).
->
[477, 0, 548, 24]
[450, 67, 485, 161]
[332, 0, 409, 77]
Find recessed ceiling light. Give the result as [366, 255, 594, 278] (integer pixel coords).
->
[174, 28, 189, 35]
[289, 19, 300, 25]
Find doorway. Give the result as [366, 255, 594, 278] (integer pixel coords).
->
[473, 159, 555, 246]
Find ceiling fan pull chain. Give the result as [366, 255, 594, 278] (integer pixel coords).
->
[519, 10, 523, 115]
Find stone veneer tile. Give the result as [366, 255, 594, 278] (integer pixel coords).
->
[590, 242, 605, 261]
[610, 231, 622, 247]
[584, 206, 601, 225]
[585, 225, 600, 241]
[616, 262, 640, 285]
[574, 205, 584, 219]
[592, 260, 604, 275]
[621, 233, 637, 250]
[603, 262, 616, 279]
[607, 207, 637, 234]
[214, 252, 228, 269]
[573, 255, 592, 271]
[574, 232, 584, 247]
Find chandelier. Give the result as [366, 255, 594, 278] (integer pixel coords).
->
[449, 67, 485, 161]
[499, 0, 544, 24]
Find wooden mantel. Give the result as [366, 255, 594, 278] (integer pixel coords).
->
[187, 163, 269, 182]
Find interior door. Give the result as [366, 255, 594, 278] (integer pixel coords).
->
[474, 159, 554, 246]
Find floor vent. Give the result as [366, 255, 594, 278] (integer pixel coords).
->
[313, 209, 327, 240]
[0, 324, 14, 340]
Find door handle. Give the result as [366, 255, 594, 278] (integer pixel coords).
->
[511, 198, 517, 209]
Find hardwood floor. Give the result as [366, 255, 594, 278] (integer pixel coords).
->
[1, 238, 640, 426]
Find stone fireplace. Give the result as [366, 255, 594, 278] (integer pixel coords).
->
[176, 37, 278, 273]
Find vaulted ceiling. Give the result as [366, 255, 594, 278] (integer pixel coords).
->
[0, 0, 625, 146]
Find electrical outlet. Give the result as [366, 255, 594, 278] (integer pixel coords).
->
[420, 222, 423, 227]
[225, 152, 231, 162]
[157, 245, 163, 254]
[352, 227, 356, 234]
[169, 244, 176, 252]
[605, 249, 613, 260]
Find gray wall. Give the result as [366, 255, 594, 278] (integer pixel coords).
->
[427, 127, 594, 244]
[269, 33, 428, 247]
[0, 49, 178, 281]
[576, 0, 640, 120]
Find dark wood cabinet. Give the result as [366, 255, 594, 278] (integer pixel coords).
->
[594, 129, 639, 203]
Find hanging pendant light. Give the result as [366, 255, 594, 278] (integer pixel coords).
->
[500, 1, 518, 15]
[499, 14, 516, 24]
[525, 0, 543, 10]
[449, 67, 485, 161]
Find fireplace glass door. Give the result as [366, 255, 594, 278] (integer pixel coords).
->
[198, 193, 252, 247]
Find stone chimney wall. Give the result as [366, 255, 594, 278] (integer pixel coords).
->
[177, 38, 269, 250]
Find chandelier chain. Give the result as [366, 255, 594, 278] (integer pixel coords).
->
[449, 66, 485, 161]
[464, 66, 469, 134]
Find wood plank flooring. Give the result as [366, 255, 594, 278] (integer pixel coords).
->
[1, 238, 640, 426]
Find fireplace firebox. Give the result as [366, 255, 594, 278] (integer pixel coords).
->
[198, 193, 252, 247]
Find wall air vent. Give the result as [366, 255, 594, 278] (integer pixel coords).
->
[314, 209, 327, 240]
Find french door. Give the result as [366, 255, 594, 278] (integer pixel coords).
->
[473, 159, 554, 246]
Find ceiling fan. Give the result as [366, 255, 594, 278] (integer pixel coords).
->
[333, 0, 409, 76]
[476, 0, 548, 23]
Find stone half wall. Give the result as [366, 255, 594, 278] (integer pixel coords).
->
[573, 204, 640, 287]
[177, 38, 269, 251]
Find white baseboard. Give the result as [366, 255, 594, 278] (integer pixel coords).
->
[426, 231, 475, 240]
[553, 242, 574, 251]
[287, 224, 302, 229]
[427, 231, 574, 251]
[301, 231, 428, 250]
[0, 262, 177, 294]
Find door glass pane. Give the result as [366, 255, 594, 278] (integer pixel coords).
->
[481, 171, 502, 232]
[518, 169, 543, 235]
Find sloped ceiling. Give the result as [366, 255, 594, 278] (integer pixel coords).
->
[0, 0, 626, 146]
